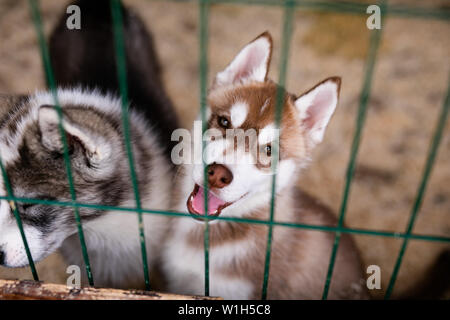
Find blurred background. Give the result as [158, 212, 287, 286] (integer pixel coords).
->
[0, 0, 449, 299]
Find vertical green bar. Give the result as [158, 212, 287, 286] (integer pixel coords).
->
[321, 0, 386, 300]
[261, 0, 294, 300]
[28, 0, 94, 285]
[110, 0, 151, 291]
[199, 0, 211, 296]
[384, 79, 450, 299]
[0, 160, 39, 281]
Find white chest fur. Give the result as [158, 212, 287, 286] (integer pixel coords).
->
[163, 218, 255, 299]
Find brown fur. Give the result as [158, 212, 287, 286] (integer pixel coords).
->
[208, 81, 307, 163]
[173, 181, 369, 299]
[177, 79, 367, 298]
[165, 33, 368, 299]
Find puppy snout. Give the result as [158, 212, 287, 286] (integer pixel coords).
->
[207, 164, 233, 189]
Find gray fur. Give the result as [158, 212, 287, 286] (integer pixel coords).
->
[0, 89, 171, 289]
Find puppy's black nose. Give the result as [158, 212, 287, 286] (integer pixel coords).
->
[0, 250, 4, 265]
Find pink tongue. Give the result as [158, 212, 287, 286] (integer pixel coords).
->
[192, 186, 226, 215]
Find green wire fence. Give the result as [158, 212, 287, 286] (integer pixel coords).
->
[322, 0, 386, 299]
[199, 0, 210, 296]
[110, 0, 151, 291]
[1, 0, 448, 300]
[29, 0, 94, 285]
[261, 1, 294, 300]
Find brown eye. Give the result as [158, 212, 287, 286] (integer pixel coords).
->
[218, 116, 230, 129]
[265, 144, 272, 157]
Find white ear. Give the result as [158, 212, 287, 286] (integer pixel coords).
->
[295, 77, 341, 147]
[38, 105, 110, 163]
[214, 32, 272, 87]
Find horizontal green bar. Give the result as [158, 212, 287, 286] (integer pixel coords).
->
[154, 0, 450, 20]
[1, 195, 448, 244]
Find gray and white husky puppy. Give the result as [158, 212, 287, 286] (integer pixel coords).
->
[0, 0, 177, 290]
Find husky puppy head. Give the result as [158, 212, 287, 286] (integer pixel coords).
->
[187, 32, 341, 219]
[0, 90, 160, 267]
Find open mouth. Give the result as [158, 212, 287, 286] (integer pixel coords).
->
[187, 184, 233, 220]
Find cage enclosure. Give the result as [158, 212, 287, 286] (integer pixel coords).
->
[0, 0, 449, 300]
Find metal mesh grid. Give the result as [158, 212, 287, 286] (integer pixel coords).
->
[1, 0, 448, 300]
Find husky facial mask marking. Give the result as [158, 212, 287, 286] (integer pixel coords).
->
[163, 32, 368, 300]
[186, 32, 340, 220]
[0, 90, 171, 289]
[0, 92, 128, 266]
[0, 0, 177, 290]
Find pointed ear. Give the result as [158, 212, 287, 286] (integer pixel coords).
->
[295, 77, 341, 147]
[214, 32, 272, 87]
[38, 105, 112, 167]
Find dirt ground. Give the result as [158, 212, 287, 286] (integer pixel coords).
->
[0, 0, 449, 299]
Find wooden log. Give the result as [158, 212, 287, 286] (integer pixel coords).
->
[0, 279, 221, 300]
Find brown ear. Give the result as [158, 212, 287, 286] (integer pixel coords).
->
[295, 77, 341, 147]
[213, 32, 273, 88]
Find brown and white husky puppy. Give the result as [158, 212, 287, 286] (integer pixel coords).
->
[0, 0, 177, 290]
[163, 32, 369, 299]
